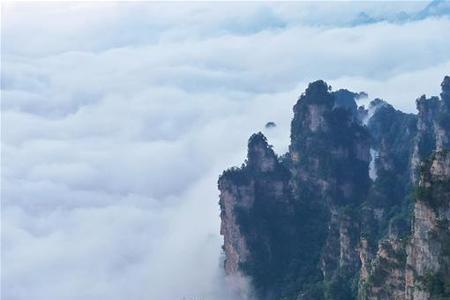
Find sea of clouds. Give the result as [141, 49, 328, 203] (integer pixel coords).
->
[2, 2, 450, 300]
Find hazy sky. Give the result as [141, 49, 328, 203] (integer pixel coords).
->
[2, 2, 450, 300]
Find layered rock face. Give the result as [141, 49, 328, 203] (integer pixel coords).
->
[290, 81, 371, 293]
[405, 150, 450, 300]
[412, 76, 450, 181]
[359, 101, 417, 299]
[359, 77, 450, 300]
[218, 76, 450, 300]
[219, 133, 294, 297]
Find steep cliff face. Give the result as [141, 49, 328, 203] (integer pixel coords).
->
[436, 76, 450, 151]
[411, 76, 450, 181]
[411, 96, 440, 182]
[360, 236, 407, 300]
[219, 76, 450, 300]
[405, 151, 450, 300]
[362, 77, 450, 300]
[290, 82, 371, 199]
[367, 100, 417, 218]
[219, 81, 369, 299]
[291, 81, 371, 297]
[358, 101, 417, 299]
[219, 133, 295, 298]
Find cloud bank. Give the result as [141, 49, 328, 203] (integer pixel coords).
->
[2, 2, 450, 300]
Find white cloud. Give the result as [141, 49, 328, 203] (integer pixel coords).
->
[1, 2, 450, 300]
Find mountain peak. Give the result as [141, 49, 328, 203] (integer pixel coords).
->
[248, 131, 269, 147]
[247, 132, 277, 172]
[441, 76, 450, 103]
[219, 77, 450, 300]
[301, 80, 333, 104]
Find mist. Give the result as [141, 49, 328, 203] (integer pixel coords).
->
[2, 2, 450, 300]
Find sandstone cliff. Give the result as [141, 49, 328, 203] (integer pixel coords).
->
[405, 150, 450, 300]
[361, 77, 450, 300]
[218, 76, 450, 300]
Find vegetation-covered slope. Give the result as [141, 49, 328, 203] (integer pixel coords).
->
[218, 76, 450, 300]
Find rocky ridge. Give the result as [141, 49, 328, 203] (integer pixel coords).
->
[218, 76, 450, 300]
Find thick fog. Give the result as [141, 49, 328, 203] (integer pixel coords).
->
[2, 2, 450, 300]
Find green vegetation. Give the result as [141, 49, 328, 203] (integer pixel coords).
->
[324, 274, 355, 300]
[414, 153, 450, 212]
[236, 182, 330, 299]
[421, 272, 450, 298]
[219, 78, 450, 300]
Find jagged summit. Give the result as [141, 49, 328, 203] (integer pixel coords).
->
[412, 76, 450, 157]
[334, 89, 359, 114]
[417, 0, 450, 19]
[293, 80, 363, 127]
[247, 132, 277, 173]
[441, 75, 450, 104]
[218, 76, 450, 300]
[416, 94, 440, 109]
[248, 131, 269, 147]
[295, 80, 333, 108]
[305, 79, 331, 95]
[370, 98, 388, 108]
[416, 76, 450, 109]
[442, 75, 450, 91]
